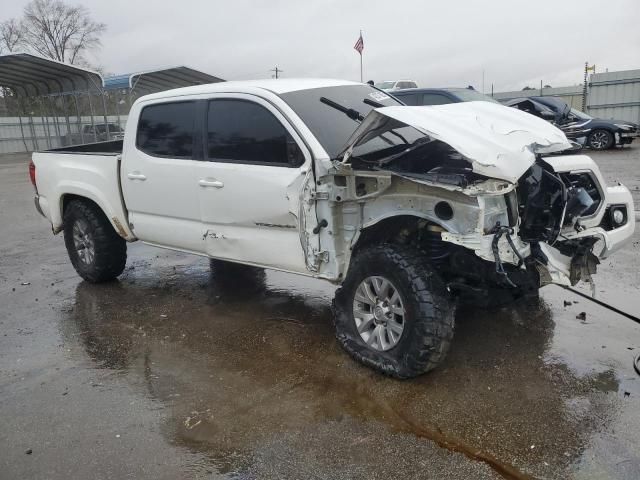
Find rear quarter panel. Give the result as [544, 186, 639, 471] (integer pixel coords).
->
[33, 152, 135, 240]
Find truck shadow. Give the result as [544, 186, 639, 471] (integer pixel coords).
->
[58, 261, 618, 479]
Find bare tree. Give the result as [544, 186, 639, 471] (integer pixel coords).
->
[19, 0, 106, 64]
[0, 18, 24, 54]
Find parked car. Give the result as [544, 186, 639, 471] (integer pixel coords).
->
[504, 96, 640, 150]
[391, 87, 500, 106]
[374, 80, 418, 91]
[30, 79, 634, 378]
[65, 123, 125, 145]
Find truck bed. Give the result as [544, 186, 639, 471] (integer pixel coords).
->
[45, 140, 123, 155]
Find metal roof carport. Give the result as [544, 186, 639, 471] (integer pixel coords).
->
[0, 52, 108, 150]
[0, 52, 104, 96]
[104, 66, 223, 95]
[0, 54, 225, 152]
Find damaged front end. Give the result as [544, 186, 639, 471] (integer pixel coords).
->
[328, 101, 635, 299]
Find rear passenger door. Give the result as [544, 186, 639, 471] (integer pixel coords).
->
[193, 94, 312, 273]
[121, 100, 205, 253]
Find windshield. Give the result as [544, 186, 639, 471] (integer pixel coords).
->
[446, 89, 500, 104]
[569, 108, 592, 120]
[280, 84, 403, 158]
[374, 81, 396, 90]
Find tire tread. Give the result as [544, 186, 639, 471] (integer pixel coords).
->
[333, 243, 455, 378]
[63, 200, 126, 283]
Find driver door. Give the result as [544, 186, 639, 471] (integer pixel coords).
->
[192, 94, 314, 273]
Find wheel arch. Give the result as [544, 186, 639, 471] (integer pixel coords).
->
[59, 191, 133, 240]
[342, 213, 450, 281]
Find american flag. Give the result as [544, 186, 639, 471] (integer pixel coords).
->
[353, 33, 364, 54]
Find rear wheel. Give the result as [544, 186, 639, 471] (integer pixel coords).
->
[63, 200, 126, 283]
[588, 129, 614, 150]
[333, 244, 455, 378]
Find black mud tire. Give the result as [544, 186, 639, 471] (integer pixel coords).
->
[587, 129, 614, 150]
[63, 200, 126, 283]
[333, 244, 455, 379]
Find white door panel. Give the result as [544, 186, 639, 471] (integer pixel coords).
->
[195, 161, 308, 271]
[195, 94, 313, 273]
[120, 100, 203, 253]
[122, 155, 203, 253]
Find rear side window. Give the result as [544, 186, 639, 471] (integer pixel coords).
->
[136, 102, 196, 158]
[395, 93, 419, 105]
[207, 99, 303, 166]
[421, 93, 453, 106]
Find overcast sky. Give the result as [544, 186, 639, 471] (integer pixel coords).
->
[4, 0, 640, 92]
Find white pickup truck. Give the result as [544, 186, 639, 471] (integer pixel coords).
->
[31, 79, 635, 378]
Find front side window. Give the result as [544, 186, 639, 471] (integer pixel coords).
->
[207, 99, 303, 166]
[136, 101, 195, 158]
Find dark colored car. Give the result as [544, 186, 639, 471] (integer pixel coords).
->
[504, 96, 639, 150]
[391, 87, 501, 106]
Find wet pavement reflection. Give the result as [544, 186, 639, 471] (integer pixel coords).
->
[58, 259, 627, 479]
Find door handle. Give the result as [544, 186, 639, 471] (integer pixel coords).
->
[127, 172, 147, 181]
[199, 179, 224, 188]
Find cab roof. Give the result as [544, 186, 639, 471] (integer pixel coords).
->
[137, 78, 361, 102]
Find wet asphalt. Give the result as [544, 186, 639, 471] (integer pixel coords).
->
[1, 147, 639, 480]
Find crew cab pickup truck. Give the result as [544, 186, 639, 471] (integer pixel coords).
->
[30, 79, 635, 378]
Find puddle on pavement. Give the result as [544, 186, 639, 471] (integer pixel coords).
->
[57, 260, 628, 479]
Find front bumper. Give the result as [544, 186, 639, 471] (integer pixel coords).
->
[442, 177, 635, 289]
[618, 130, 639, 144]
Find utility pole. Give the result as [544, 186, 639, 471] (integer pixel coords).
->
[582, 62, 595, 111]
[270, 66, 283, 79]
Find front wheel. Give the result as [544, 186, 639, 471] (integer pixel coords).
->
[63, 200, 127, 283]
[333, 244, 455, 378]
[588, 129, 614, 150]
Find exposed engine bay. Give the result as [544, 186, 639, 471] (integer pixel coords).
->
[317, 101, 635, 298]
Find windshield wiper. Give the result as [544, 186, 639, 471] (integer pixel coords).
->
[320, 97, 364, 121]
[354, 136, 433, 166]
